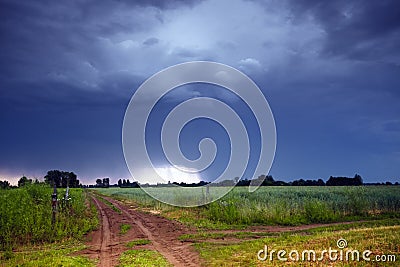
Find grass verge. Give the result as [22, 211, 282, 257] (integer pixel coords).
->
[195, 219, 400, 266]
[120, 224, 131, 235]
[118, 249, 172, 267]
[96, 195, 122, 214]
[0, 240, 96, 267]
[126, 239, 151, 248]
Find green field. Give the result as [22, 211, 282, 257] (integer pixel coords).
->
[0, 184, 98, 266]
[196, 220, 400, 266]
[1, 185, 399, 266]
[95, 186, 400, 228]
[94, 186, 400, 266]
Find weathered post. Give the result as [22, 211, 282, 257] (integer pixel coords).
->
[51, 183, 57, 225]
[64, 185, 70, 209]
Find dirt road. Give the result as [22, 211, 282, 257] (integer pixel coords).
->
[80, 194, 200, 267]
[80, 194, 366, 267]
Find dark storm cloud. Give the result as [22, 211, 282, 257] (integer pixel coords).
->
[1, 0, 399, 183]
[0, 0, 204, 182]
[287, 0, 400, 61]
[0, 0, 203, 105]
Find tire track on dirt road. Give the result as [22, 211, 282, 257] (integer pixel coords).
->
[90, 196, 112, 267]
[103, 196, 201, 267]
[83, 194, 200, 266]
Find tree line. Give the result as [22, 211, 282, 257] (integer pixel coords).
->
[1, 172, 399, 189]
[0, 170, 81, 189]
[92, 174, 398, 188]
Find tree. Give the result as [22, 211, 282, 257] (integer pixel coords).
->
[18, 176, 32, 187]
[118, 179, 122, 187]
[102, 178, 110, 188]
[44, 170, 80, 188]
[96, 179, 103, 187]
[45, 170, 62, 187]
[354, 174, 363, 185]
[326, 174, 363, 186]
[0, 180, 10, 189]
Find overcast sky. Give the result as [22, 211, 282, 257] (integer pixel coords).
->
[1, 0, 399, 185]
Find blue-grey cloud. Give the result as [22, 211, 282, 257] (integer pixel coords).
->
[1, 0, 399, 183]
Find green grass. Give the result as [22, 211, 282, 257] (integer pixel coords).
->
[179, 218, 400, 242]
[179, 231, 278, 242]
[0, 240, 96, 267]
[0, 184, 99, 251]
[95, 194, 122, 214]
[196, 220, 400, 266]
[120, 224, 131, 235]
[94, 186, 400, 228]
[118, 249, 172, 267]
[126, 239, 151, 248]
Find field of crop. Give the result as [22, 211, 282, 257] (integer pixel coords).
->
[93, 186, 400, 266]
[95, 186, 400, 228]
[1, 185, 399, 266]
[0, 184, 98, 265]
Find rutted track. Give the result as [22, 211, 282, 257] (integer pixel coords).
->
[80, 193, 375, 267]
[90, 197, 112, 267]
[105, 196, 200, 267]
[80, 193, 200, 267]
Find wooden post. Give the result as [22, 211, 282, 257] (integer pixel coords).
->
[64, 176, 70, 208]
[51, 183, 57, 225]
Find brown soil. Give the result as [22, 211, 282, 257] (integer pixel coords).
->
[78, 194, 200, 267]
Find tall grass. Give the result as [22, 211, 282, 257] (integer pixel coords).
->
[204, 186, 400, 225]
[0, 184, 98, 250]
[95, 186, 400, 227]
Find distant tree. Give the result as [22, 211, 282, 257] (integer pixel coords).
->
[118, 179, 122, 187]
[274, 180, 289, 186]
[237, 179, 250, 186]
[122, 179, 127, 187]
[0, 180, 10, 189]
[354, 174, 363, 185]
[213, 179, 234, 186]
[102, 178, 110, 188]
[18, 176, 32, 187]
[292, 179, 305, 186]
[44, 170, 79, 188]
[250, 174, 275, 186]
[96, 178, 103, 187]
[131, 181, 139, 188]
[326, 174, 363, 186]
[45, 170, 62, 187]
